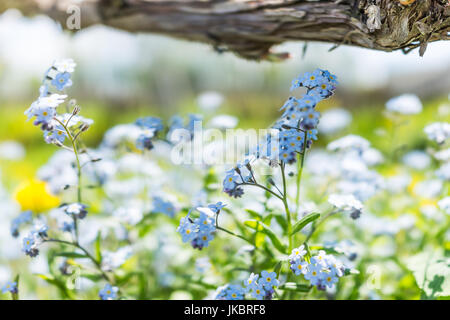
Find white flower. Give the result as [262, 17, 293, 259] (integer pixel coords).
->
[385, 94, 422, 114]
[317, 108, 352, 135]
[385, 174, 411, 193]
[195, 257, 212, 273]
[413, 179, 443, 198]
[438, 197, 450, 215]
[402, 150, 431, 170]
[434, 148, 450, 162]
[424, 122, 450, 144]
[101, 246, 133, 271]
[0, 141, 25, 160]
[362, 148, 384, 166]
[435, 162, 450, 181]
[327, 135, 370, 153]
[53, 58, 76, 73]
[197, 91, 224, 111]
[328, 194, 363, 219]
[208, 115, 238, 129]
[38, 94, 67, 108]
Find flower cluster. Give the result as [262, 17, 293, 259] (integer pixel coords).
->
[289, 246, 345, 290]
[22, 223, 49, 258]
[213, 270, 279, 300]
[274, 69, 337, 158]
[24, 59, 92, 146]
[243, 271, 279, 300]
[177, 203, 224, 250]
[213, 284, 246, 300]
[61, 203, 88, 220]
[135, 117, 164, 151]
[152, 196, 176, 217]
[222, 155, 255, 198]
[424, 122, 450, 145]
[328, 194, 364, 220]
[223, 69, 337, 198]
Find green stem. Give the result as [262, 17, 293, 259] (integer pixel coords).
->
[280, 163, 293, 252]
[241, 182, 283, 200]
[295, 132, 307, 219]
[53, 118, 82, 243]
[216, 226, 253, 246]
[45, 239, 111, 283]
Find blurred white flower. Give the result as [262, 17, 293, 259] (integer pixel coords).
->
[197, 91, 224, 111]
[420, 204, 441, 220]
[435, 162, 450, 181]
[0, 141, 25, 160]
[361, 148, 384, 166]
[424, 122, 450, 144]
[208, 115, 238, 129]
[328, 194, 363, 219]
[102, 246, 133, 271]
[101, 123, 143, 149]
[438, 197, 450, 215]
[385, 174, 411, 193]
[402, 150, 431, 170]
[327, 135, 370, 153]
[195, 257, 212, 273]
[385, 94, 422, 114]
[298, 201, 318, 217]
[38, 150, 78, 193]
[113, 200, 145, 225]
[318, 108, 352, 135]
[413, 179, 443, 198]
[434, 148, 450, 162]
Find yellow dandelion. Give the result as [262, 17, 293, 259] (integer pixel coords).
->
[14, 180, 60, 213]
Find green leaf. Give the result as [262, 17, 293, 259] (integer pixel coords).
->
[291, 213, 320, 236]
[55, 252, 89, 259]
[273, 261, 284, 277]
[406, 251, 450, 299]
[94, 231, 102, 263]
[245, 209, 262, 220]
[273, 214, 287, 230]
[279, 282, 311, 292]
[35, 274, 73, 299]
[80, 273, 104, 282]
[244, 219, 287, 254]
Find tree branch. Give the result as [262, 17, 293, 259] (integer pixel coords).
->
[1, 0, 449, 60]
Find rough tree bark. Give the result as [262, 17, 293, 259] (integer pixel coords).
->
[1, 0, 449, 60]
